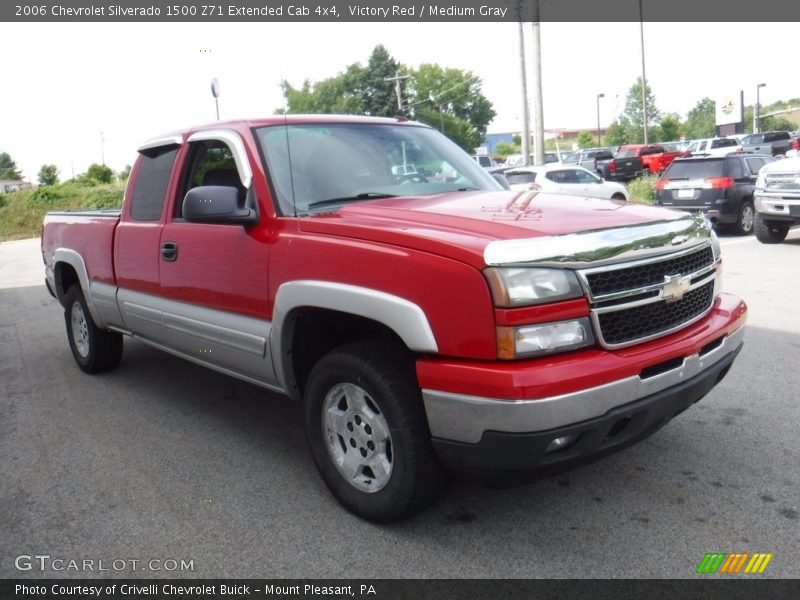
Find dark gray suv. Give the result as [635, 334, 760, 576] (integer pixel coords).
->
[654, 154, 774, 235]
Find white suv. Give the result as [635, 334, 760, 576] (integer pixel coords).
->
[687, 137, 742, 157]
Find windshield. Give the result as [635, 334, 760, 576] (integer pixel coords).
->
[255, 122, 502, 215]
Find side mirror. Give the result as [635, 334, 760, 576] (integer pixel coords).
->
[183, 186, 258, 226]
[492, 173, 511, 190]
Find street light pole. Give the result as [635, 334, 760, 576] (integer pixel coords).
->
[755, 83, 766, 133]
[596, 93, 604, 146]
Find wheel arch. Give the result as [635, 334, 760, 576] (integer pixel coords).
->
[271, 281, 438, 401]
[52, 249, 103, 325]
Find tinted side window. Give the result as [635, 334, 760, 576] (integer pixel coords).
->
[745, 157, 767, 174]
[130, 146, 178, 221]
[727, 158, 743, 179]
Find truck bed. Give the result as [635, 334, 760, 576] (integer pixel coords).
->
[42, 209, 121, 288]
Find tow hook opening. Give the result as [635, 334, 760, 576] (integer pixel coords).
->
[545, 434, 581, 454]
[603, 417, 632, 442]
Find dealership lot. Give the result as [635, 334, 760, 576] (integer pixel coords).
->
[1, 232, 799, 578]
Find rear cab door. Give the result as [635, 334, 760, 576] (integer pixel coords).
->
[113, 138, 181, 335]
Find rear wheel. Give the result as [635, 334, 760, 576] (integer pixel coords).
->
[611, 192, 627, 201]
[734, 201, 755, 235]
[64, 286, 123, 373]
[753, 212, 790, 244]
[303, 341, 444, 522]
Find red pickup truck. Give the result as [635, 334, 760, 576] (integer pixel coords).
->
[42, 116, 747, 521]
[617, 143, 685, 174]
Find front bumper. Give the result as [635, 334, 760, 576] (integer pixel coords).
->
[419, 293, 746, 472]
[755, 192, 800, 222]
[431, 338, 740, 471]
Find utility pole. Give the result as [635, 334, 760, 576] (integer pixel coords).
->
[385, 72, 410, 115]
[530, 2, 544, 166]
[639, 0, 648, 144]
[518, 22, 530, 166]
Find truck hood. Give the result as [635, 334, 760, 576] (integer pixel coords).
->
[299, 190, 709, 269]
[761, 155, 800, 173]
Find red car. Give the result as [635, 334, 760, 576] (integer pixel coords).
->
[42, 116, 747, 521]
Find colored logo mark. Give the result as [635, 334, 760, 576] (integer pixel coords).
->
[696, 552, 773, 574]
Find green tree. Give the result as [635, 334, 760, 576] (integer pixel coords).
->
[279, 45, 399, 116]
[577, 131, 595, 148]
[604, 119, 630, 146]
[117, 165, 132, 180]
[494, 141, 519, 157]
[38, 164, 59, 186]
[659, 114, 682, 141]
[278, 45, 496, 152]
[620, 77, 661, 143]
[0, 151, 22, 180]
[362, 45, 402, 117]
[409, 63, 495, 150]
[683, 97, 716, 140]
[85, 163, 114, 184]
[760, 115, 796, 131]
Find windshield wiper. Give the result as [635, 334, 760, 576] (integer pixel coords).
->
[307, 192, 397, 210]
[456, 186, 481, 191]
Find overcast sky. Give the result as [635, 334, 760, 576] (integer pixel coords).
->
[1, 21, 798, 182]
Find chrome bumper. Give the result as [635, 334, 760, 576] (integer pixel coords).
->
[422, 325, 745, 444]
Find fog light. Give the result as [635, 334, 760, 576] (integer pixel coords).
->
[545, 434, 579, 453]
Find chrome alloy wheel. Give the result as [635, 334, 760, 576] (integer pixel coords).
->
[741, 204, 754, 233]
[322, 383, 393, 493]
[70, 301, 90, 358]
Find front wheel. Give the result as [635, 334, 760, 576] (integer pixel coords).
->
[734, 201, 755, 235]
[753, 212, 790, 244]
[303, 341, 444, 522]
[64, 286, 123, 373]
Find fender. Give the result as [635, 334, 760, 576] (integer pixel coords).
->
[51, 249, 106, 327]
[271, 280, 438, 398]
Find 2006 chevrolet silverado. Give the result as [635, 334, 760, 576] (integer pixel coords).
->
[42, 115, 747, 521]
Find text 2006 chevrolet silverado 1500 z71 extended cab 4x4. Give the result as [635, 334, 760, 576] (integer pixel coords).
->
[42, 116, 747, 522]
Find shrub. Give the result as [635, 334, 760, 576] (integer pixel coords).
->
[627, 174, 659, 204]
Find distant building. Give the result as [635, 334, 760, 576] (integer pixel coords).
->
[482, 132, 517, 154]
[0, 180, 32, 193]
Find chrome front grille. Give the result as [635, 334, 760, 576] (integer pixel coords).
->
[579, 243, 718, 349]
[763, 173, 800, 193]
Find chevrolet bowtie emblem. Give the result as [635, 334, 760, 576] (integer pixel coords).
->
[662, 274, 692, 303]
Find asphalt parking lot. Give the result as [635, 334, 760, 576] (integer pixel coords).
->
[1, 231, 799, 579]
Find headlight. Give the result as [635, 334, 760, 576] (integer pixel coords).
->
[497, 318, 594, 359]
[484, 267, 583, 307]
[710, 229, 721, 262]
[755, 172, 766, 190]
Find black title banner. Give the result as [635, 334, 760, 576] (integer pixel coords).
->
[3, 579, 798, 600]
[4, 0, 800, 22]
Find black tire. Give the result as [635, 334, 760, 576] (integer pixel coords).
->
[753, 212, 790, 244]
[734, 200, 755, 236]
[611, 192, 626, 201]
[303, 340, 444, 522]
[64, 286, 123, 373]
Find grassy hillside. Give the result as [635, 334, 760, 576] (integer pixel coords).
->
[0, 181, 124, 241]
